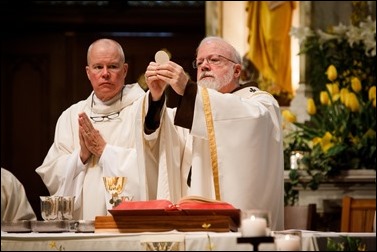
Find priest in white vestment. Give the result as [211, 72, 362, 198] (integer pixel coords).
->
[143, 36, 284, 230]
[36, 39, 156, 220]
[1, 168, 37, 221]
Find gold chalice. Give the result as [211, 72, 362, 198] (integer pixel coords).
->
[103, 176, 126, 208]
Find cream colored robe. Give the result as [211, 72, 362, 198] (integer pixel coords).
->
[1, 168, 37, 221]
[145, 86, 284, 231]
[36, 83, 156, 220]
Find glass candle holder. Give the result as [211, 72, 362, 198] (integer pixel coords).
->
[59, 196, 75, 220]
[40, 196, 60, 221]
[240, 209, 271, 237]
[273, 230, 302, 251]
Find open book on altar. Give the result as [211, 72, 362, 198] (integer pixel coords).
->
[107, 195, 241, 227]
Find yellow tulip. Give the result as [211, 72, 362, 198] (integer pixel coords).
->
[326, 83, 339, 96]
[307, 98, 316, 115]
[340, 88, 349, 104]
[351, 77, 362, 93]
[311, 137, 322, 146]
[321, 132, 334, 153]
[322, 131, 333, 141]
[326, 65, 337, 82]
[282, 110, 296, 123]
[320, 91, 329, 105]
[346, 92, 360, 112]
[332, 94, 340, 102]
[322, 142, 334, 153]
[368, 86, 376, 101]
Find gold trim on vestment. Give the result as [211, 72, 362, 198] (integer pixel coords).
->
[201, 87, 221, 201]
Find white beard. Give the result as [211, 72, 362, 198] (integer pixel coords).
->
[198, 68, 234, 91]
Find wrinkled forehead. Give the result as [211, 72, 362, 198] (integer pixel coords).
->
[197, 40, 231, 59]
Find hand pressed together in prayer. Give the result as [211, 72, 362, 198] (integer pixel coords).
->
[36, 38, 149, 221]
[78, 112, 106, 163]
[145, 61, 189, 100]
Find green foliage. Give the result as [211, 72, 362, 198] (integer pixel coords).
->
[327, 236, 367, 251]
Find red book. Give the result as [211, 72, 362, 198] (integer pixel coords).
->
[109, 195, 240, 227]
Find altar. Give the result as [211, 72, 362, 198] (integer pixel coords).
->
[1, 230, 375, 251]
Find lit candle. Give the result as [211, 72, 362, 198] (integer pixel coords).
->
[241, 215, 267, 236]
[275, 234, 301, 251]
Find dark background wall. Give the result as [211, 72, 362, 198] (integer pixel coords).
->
[0, 1, 205, 220]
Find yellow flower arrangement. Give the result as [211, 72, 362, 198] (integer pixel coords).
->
[287, 62, 376, 172]
[283, 16, 376, 199]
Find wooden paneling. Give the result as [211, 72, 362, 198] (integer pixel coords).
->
[341, 196, 376, 232]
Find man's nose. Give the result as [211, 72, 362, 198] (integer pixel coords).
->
[101, 67, 110, 77]
[200, 60, 211, 71]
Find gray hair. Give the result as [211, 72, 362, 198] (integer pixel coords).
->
[197, 36, 242, 64]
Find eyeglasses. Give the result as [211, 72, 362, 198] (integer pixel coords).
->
[192, 54, 237, 69]
[89, 64, 123, 75]
[90, 87, 123, 122]
[90, 111, 120, 122]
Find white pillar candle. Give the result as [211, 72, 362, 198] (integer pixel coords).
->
[275, 234, 301, 251]
[241, 216, 267, 236]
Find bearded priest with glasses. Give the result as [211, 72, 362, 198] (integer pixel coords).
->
[143, 36, 284, 231]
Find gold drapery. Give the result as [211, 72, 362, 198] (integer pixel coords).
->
[246, 1, 296, 95]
